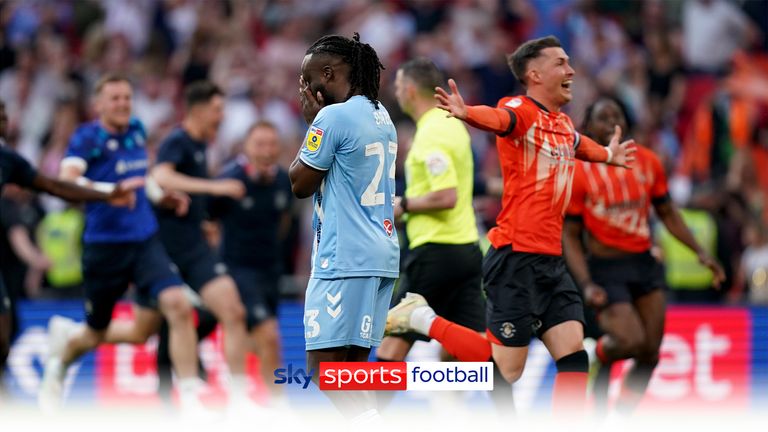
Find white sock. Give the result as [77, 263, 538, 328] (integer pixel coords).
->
[410, 306, 437, 336]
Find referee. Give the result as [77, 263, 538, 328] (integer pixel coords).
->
[377, 58, 484, 368]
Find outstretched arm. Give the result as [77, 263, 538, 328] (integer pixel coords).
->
[434, 79, 514, 135]
[34, 173, 143, 207]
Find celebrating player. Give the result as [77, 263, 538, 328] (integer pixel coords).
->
[38, 75, 208, 418]
[0, 98, 140, 396]
[149, 80, 258, 412]
[563, 96, 725, 416]
[289, 33, 399, 423]
[388, 35, 635, 414]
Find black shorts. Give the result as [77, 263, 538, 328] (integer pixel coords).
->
[392, 242, 484, 343]
[82, 236, 184, 330]
[588, 251, 665, 305]
[229, 264, 280, 329]
[483, 246, 584, 347]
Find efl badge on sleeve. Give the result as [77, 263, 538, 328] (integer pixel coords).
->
[306, 127, 324, 152]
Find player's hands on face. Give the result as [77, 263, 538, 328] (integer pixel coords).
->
[607, 125, 636, 169]
[160, 190, 190, 217]
[214, 178, 246, 199]
[109, 176, 145, 208]
[299, 76, 325, 125]
[583, 282, 608, 309]
[698, 252, 726, 289]
[434, 79, 468, 120]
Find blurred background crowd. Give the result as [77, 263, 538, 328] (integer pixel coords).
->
[1, 0, 768, 311]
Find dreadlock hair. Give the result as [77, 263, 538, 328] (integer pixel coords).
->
[581, 94, 635, 134]
[306, 32, 385, 109]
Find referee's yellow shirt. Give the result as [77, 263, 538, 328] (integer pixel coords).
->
[404, 108, 478, 249]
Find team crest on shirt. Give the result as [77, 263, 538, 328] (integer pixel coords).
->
[306, 127, 324, 152]
[383, 219, 394, 237]
[500, 322, 516, 338]
[505, 98, 523, 108]
[107, 139, 119, 152]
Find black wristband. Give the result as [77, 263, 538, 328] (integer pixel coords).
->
[400, 196, 408, 213]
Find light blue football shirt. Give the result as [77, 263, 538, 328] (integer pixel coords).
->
[299, 95, 400, 279]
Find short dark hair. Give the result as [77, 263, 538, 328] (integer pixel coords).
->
[398, 57, 446, 93]
[184, 80, 223, 108]
[306, 32, 385, 108]
[506, 36, 562, 87]
[581, 95, 635, 133]
[95, 73, 131, 93]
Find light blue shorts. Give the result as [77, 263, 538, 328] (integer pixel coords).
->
[304, 277, 396, 350]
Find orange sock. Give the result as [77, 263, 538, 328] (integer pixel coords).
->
[427, 316, 491, 362]
[552, 372, 588, 414]
[552, 350, 589, 416]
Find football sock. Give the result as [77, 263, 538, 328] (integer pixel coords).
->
[552, 350, 589, 415]
[410, 305, 437, 335]
[428, 317, 491, 362]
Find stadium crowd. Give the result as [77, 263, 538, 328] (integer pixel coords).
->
[1, 0, 768, 328]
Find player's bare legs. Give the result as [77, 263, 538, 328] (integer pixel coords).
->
[307, 346, 377, 421]
[249, 318, 284, 398]
[491, 344, 529, 384]
[103, 305, 162, 344]
[376, 337, 414, 362]
[595, 304, 645, 362]
[199, 274, 250, 404]
[616, 290, 665, 414]
[540, 320, 589, 415]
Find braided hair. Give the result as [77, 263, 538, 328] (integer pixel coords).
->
[306, 32, 385, 109]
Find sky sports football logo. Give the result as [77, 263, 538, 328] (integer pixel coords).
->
[274, 362, 493, 391]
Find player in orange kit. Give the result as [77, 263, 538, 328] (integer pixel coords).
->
[563, 96, 725, 416]
[387, 35, 635, 414]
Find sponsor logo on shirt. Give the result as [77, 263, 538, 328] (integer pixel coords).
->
[383, 219, 394, 237]
[306, 127, 324, 152]
[115, 159, 148, 175]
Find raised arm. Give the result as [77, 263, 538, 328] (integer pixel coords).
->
[152, 162, 244, 199]
[434, 79, 514, 135]
[577, 125, 636, 168]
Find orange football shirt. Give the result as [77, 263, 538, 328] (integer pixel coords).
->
[567, 145, 669, 252]
[482, 96, 607, 255]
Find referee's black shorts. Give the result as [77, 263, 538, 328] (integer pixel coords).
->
[391, 242, 485, 342]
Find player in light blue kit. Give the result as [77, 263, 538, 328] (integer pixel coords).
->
[289, 33, 398, 423]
